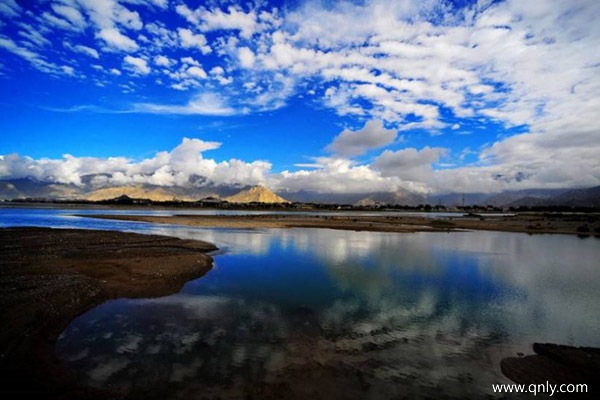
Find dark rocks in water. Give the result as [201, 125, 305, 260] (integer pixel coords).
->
[501, 343, 600, 399]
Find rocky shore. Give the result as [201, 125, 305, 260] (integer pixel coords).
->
[501, 343, 600, 399]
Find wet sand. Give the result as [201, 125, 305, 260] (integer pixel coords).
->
[82, 212, 600, 235]
[0, 227, 216, 399]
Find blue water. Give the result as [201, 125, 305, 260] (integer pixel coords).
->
[1, 206, 599, 399]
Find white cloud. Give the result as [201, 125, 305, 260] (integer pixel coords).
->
[123, 55, 150, 74]
[114, 6, 142, 30]
[2, 133, 597, 195]
[237, 46, 255, 68]
[74, 0, 115, 29]
[77, 0, 142, 30]
[123, 0, 168, 9]
[210, 66, 224, 75]
[133, 93, 236, 116]
[4, 0, 598, 137]
[0, 138, 272, 188]
[96, 28, 138, 51]
[326, 120, 397, 157]
[19, 27, 52, 48]
[0, 0, 598, 194]
[373, 147, 448, 182]
[0, 36, 61, 74]
[186, 66, 206, 79]
[61, 65, 75, 76]
[274, 157, 394, 194]
[154, 55, 173, 67]
[180, 56, 200, 66]
[64, 42, 100, 59]
[245, 0, 599, 133]
[0, 0, 21, 18]
[209, 66, 233, 85]
[150, 0, 168, 9]
[177, 28, 211, 55]
[42, 12, 77, 31]
[176, 4, 264, 39]
[51, 4, 86, 30]
[61, 0, 151, 55]
[144, 22, 179, 49]
[2, 145, 392, 194]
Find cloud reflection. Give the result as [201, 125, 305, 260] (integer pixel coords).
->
[57, 229, 600, 399]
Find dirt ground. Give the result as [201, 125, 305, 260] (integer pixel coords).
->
[0, 227, 216, 399]
[82, 212, 600, 236]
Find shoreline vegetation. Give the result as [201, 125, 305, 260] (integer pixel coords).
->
[80, 212, 600, 236]
[0, 227, 216, 399]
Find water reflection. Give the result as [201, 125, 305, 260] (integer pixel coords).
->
[55, 227, 600, 399]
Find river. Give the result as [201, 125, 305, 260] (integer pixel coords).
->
[1, 206, 598, 399]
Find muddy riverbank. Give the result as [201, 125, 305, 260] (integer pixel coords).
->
[81, 212, 600, 236]
[0, 227, 216, 399]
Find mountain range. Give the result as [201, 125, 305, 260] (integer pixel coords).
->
[1, 177, 599, 208]
[224, 186, 288, 203]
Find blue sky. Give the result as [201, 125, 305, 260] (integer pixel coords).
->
[0, 0, 598, 194]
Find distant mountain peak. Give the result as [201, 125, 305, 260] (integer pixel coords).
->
[85, 185, 185, 202]
[356, 189, 426, 207]
[225, 185, 288, 203]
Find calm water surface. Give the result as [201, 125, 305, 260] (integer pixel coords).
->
[1, 206, 599, 399]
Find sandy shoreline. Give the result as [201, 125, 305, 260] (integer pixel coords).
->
[80, 212, 600, 236]
[0, 227, 216, 399]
